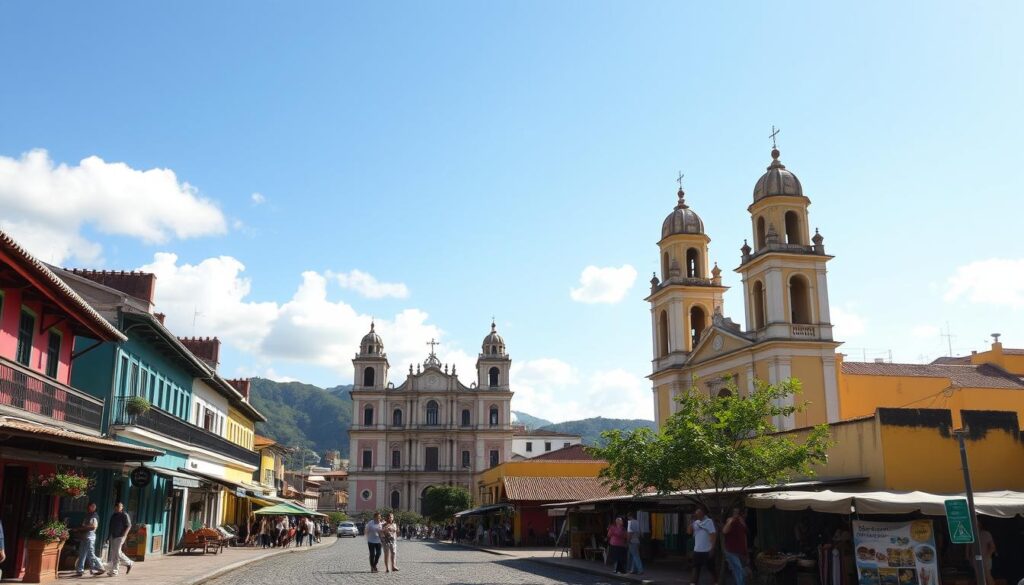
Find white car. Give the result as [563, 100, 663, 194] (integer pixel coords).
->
[336, 521, 358, 538]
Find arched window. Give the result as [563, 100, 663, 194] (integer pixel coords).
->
[363, 405, 374, 426]
[689, 305, 707, 348]
[461, 408, 471, 427]
[686, 248, 701, 278]
[752, 281, 766, 330]
[756, 216, 766, 250]
[392, 408, 403, 427]
[717, 388, 733, 398]
[488, 367, 500, 387]
[661, 252, 670, 280]
[390, 490, 401, 510]
[489, 406, 499, 426]
[363, 366, 375, 387]
[425, 400, 439, 425]
[784, 211, 801, 245]
[790, 275, 812, 324]
[658, 310, 669, 357]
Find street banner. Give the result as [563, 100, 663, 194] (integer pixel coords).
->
[853, 520, 940, 585]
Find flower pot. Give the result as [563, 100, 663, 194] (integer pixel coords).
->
[23, 539, 64, 583]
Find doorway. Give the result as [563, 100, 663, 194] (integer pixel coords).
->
[165, 489, 183, 553]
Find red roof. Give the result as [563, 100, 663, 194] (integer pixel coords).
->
[531, 444, 599, 461]
[842, 362, 1024, 389]
[502, 476, 625, 502]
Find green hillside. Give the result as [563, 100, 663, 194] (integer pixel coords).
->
[538, 417, 656, 446]
[511, 411, 553, 429]
[249, 377, 353, 468]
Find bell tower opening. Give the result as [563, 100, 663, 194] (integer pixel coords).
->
[363, 366, 375, 387]
[752, 281, 766, 330]
[789, 274, 812, 324]
[689, 306, 706, 348]
[662, 252, 670, 280]
[686, 248, 701, 278]
[658, 310, 669, 357]
[756, 216, 767, 250]
[785, 211, 802, 245]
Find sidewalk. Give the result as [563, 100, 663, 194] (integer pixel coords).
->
[53, 538, 334, 585]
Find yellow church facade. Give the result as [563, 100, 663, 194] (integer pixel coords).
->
[649, 146, 1024, 433]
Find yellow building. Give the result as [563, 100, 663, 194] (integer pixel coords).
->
[254, 434, 289, 496]
[218, 378, 267, 526]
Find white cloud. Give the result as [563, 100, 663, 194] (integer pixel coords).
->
[945, 258, 1024, 309]
[250, 192, 266, 205]
[570, 264, 637, 304]
[911, 324, 941, 339]
[831, 305, 866, 338]
[331, 269, 410, 299]
[510, 359, 651, 422]
[0, 149, 227, 264]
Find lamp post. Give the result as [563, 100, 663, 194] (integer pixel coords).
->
[953, 428, 986, 585]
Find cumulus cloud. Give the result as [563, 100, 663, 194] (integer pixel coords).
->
[331, 269, 410, 299]
[945, 258, 1024, 309]
[831, 305, 866, 338]
[570, 264, 637, 304]
[0, 149, 227, 264]
[250, 192, 266, 205]
[510, 359, 651, 422]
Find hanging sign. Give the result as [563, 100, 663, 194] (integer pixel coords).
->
[853, 520, 940, 585]
[130, 467, 153, 488]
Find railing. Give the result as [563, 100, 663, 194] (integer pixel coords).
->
[791, 324, 818, 338]
[0, 357, 104, 429]
[111, 396, 260, 467]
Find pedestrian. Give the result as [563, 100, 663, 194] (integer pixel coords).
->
[979, 521, 997, 585]
[365, 512, 383, 572]
[606, 516, 628, 574]
[722, 507, 749, 585]
[74, 502, 106, 576]
[306, 517, 315, 546]
[688, 506, 718, 585]
[381, 512, 399, 573]
[297, 516, 308, 547]
[105, 501, 134, 576]
[259, 518, 270, 548]
[0, 517, 6, 581]
[627, 512, 644, 575]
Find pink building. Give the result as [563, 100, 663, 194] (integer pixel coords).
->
[348, 321, 513, 513]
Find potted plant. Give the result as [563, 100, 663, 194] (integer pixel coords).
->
[24, 520, 69, 584]
[29, 470, 93, 499]
[125, 396, 151, 416]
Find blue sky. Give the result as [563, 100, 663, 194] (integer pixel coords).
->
[1, 2, 1021, 421]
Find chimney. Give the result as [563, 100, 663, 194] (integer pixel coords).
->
[155, 312, 166, 325]
[67, 269, 157, 305]
[178, 337, 221, 370]
[227, 378, 251, 401]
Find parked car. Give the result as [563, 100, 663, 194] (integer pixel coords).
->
[336, 521, 359, 538]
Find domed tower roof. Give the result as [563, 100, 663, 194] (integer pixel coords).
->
[753, 148, 803, 201]
[482, 320, 506, 356]
[359, 321, 383, 356]
[661, 188, 705, 239]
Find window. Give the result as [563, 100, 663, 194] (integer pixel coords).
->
[363, 366, 375, 387]
[264, 469, 273, 484]
[784, 211, 801, 245]
[360, 489, 372, 501]
[363, 406, 374, 426]
[362, 450, 372, 470]
[686, 248, 700, 278]
[658, 310, 669, 357]
[203, 408, 216, 432]
[391, 450, 401, 469]
[461, 409, 471, 426]
[790, 275, 812, 325]
[461, 450, 470, 468]
[16, 309, 34, 366]
[392, 408, 403, 427]
[426, 400, 439, 425]
[425, 447, 439, 471]
[525, 442, 533, 452]
[489, 450, 499, 468]
[563, 442, 570, 448]
[390, 490, 400, 510]
[756, 216, 766, 249]
[45, 330, 61, 378]
[544, 442, 551, 451]
[157, 380, 164, 409]
[130, 363, 139, 396]
[661, 252, 670, 280]
[489, 406, 499, 426]
[752, 281, 766, 330]
[488, 367, 499, 387]
[690, 305, 707, 348]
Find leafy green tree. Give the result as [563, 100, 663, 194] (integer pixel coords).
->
[420, 485, 473, 523]
[327, 511, 347, 526]
[590, 378, 832, 521]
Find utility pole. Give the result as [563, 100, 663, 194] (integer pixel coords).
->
[954, 428, 986, 585]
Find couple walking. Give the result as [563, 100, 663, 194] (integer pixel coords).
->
[75, 501, 134, 577]
[364, 512, 399, 573]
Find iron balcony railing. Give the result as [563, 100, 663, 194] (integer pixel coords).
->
[0, 357, 104, 430]
[111, 396, 260, 467]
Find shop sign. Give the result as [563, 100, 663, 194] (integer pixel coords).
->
[130, 467, 153, 488]
[853, 520, 940, 585]
[172, 476, 200, 489]
[943, 499, 974, 544]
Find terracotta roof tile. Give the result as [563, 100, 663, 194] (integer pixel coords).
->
[502, 476, 625, 502]
[842, 362, 1024, 389]
[531, 444, 598, 461]
[0, 418, 162, 456]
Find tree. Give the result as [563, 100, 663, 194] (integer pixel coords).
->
[420, 485, 473, 523]
[327, 511, 347, 526]
[590, 377, 832, 521]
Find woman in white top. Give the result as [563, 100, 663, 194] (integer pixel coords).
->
[381, 513, 400, 573]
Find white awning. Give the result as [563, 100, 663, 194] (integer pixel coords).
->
[746, 489, 1024, 519]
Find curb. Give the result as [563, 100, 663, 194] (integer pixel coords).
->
[188, 539, 335, 585]
[523, 556, 655, 584]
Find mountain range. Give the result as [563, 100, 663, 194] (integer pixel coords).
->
[249, 378, 654, 466]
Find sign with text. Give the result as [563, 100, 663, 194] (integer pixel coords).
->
[943, 499, 974, 544]
[130, 467, 152, 488]
[853, 520, 940, 585]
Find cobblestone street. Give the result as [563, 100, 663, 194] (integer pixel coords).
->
[206, 538, 632, 585]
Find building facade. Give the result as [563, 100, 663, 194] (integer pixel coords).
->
[510, 429, 582, 459]
[348, 321, 514, 514]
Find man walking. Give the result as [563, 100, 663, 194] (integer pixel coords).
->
[722, 508, 748, 585]
[365, 512, 383, 572]
[687, 507, 717, 585]
[75, 502, 105, 576]
[106, 502, 134, 576]
[627, 512, 644, 575]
